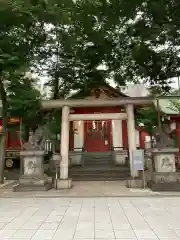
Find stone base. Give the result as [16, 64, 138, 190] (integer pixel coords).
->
[148, 172, 180, 191]
[148, 181, 180, 192]
[113, 150, 128, 166]
[152, 172, 180, 183]
[152, 149, 177, 173]
[54, 178, 72, 189]
[126, 179, 147, 188]
[13, 175, 52, 192]
[13, 183, 52, 192]
[69, 151, 82, 166]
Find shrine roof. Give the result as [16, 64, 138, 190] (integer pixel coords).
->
[68, 82, 128, 99]
[153, 99, 179, 115]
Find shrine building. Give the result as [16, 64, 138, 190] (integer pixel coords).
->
[68, 84, 150, 152]
[42, 83, 154, 187]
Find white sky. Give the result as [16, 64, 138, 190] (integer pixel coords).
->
[38, 75, 180, 96]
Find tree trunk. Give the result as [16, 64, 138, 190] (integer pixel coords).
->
[0, 79, 8, 183]
[24, 124, 30, 142]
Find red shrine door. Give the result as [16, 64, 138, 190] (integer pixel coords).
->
[84, 120, 111, 152]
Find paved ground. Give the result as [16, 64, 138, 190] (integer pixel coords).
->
[0, 181, 160, 198]
[1, 197, 180, 239]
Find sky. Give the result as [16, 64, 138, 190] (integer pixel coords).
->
[36, 60, 180, 94]
[38, 75, 180, 98]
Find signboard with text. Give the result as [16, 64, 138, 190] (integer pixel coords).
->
[132, 150, 144, 171]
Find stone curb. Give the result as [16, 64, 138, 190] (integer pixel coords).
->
[0, 195, 179, 198]
[0, 180, 16, 189]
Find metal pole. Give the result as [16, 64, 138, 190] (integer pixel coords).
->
[142, 169, 146, 189]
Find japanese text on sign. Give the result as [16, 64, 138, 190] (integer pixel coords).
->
[132, 150, 144, 171]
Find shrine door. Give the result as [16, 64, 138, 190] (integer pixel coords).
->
[84, 120, 111, 152]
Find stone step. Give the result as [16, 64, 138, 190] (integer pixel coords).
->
[84, 160, 113, 165]
[69, 167, 129, 173]
[148, 181, 180, 192]
[84, 154, 112, 157]
[83, 152, 113, 166]
[84, 157, 112, 162]
[84, 158, 112, 162]
[13, 183, 52, 192]
[85, 155, 112, 157]
[69, 165, 130, 181]
[70, 170, 130, 176]
[72, 176, 129, 181]
[70, 174, 130, 180]
[83, 152, 112, 156]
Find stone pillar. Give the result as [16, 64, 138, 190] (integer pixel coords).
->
[58, 106, 72, 188]
[60, 106, 69, 179]
[126, 104, 138, 177]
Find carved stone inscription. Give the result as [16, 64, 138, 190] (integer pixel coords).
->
[24, 156, 41, 176]
[154, 153, 176, 173]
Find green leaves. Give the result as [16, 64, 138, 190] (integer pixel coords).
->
[136, 106, 158, 134]
[7, 72, 42, 133]
[169, 99, 180, 114]
[1, 0, 180, 110]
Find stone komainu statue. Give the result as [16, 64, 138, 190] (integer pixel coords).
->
[152, 124, 173, 148]
[23, 125, 49, 150]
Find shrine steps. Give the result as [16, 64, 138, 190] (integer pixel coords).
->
[69, 165, 131, 181]
[83, 151, 113, 166]
[69, 151, 130, 181]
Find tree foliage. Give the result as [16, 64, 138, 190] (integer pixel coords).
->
[0, 0, 51, 182]
[1, 0, 180, 182]
[127, 0, 180, 90]
[135, 106, 158, 135]
[7, 71, 42, 140]
[39, 0, 180, 98]
[169, 100, 180, 114]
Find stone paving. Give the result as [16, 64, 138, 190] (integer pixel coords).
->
[1, 197, 180, 239]
[0, 181, 160, 198]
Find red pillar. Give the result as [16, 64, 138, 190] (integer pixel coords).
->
[69, 121, 74, 151]
[175, 123, 180, 169]
[139, 128, 150, 149]
[122, 120, 128, 149]
[176, 123, 180, 152]
[139, 130, 144, 149]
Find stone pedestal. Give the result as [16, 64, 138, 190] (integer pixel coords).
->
[126, 178, 147, 188]
[148, 148, 180, 191]
[55, 179, 72, 189]
[153, 148, 177, 173]
[13, 150, 52, 192]
[69, 151, 82, 166]
[113, 150, 128, 166]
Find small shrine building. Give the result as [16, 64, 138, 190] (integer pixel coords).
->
[42, 83, 153, 183]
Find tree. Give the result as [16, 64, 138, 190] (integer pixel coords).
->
[41, 0, 180, 100]
[135, 105, 158, 135]
[0, 0, 49, 183]
[127, 0, 180, 88]
[7, 72, 42, 142]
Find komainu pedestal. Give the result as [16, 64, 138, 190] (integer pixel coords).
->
[13, 150, 52, 192]
[148, 148, 180, 191]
